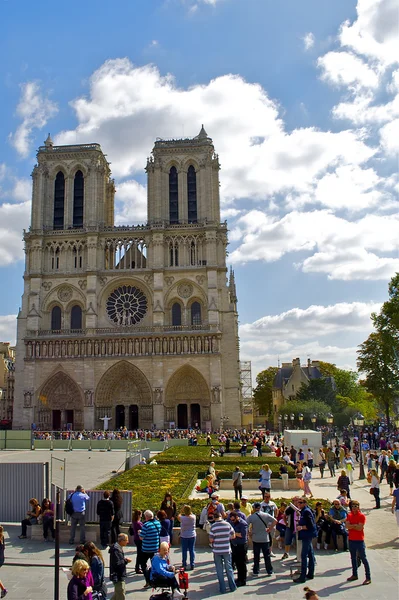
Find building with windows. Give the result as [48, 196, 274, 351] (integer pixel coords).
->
[13, 127, 242, 431]
[0, 342, 15, 426]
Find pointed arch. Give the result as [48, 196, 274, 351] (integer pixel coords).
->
[165, 365, 210, 407]
[73, 170, 84, 228]
[37, 370, 84, 430]
[53, 171, 65, 230]
[187, 165, 197, 223]
[169, 166, 178, 224]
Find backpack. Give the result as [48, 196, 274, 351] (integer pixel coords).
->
[207, 501, 218, 522]
[65, 492, 76, 516]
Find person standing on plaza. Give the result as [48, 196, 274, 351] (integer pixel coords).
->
[327, 448, 336, 477]
[209, 513, 237, 594]
[139, 510, 161, 587]
[346, 501, 371, 585]
[293, 498, 317, 584]
[337, 470, 351, 499]
[83, 542, 107, 599]
[229, 511, 249, 587]
[0, 525, 7, 598]
[129, 509, 144, 575]
[160, 492, 177, 544]
[391, 485, 399, 526]
[177, 505, 196, 571]
[247, 502, 277, 577]
[306, 449, 314, 471]
[96, 491, 114, 549]
[68, 486, 90, 545]
[259, 464, 272, 496]
[318, 449, 326, 478]
[109, 533, 131, 600]
[232, 466, 244, 500]
[110, 489, 123, 545]
[369, 468, 380, 509]
[67, 559, 92, 600]
[240, 496, 252, 519]
[344, 453, 355, 484]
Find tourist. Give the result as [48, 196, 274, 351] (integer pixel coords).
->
[344, 453, 355, 484]
[346, 501, 371, 585]
[109, 533, 131, 600]
[110, 489, 123, 545]
[391, 484, 399, 526]
[292, 497, 317, 584]
[369, 468, 380, 509]
[275, 501, 287, 549]
[250, 445, 259, 458]
[306, 448, 314, 471]
[387, 458, 396, 494]
[18, 498, 41, 539]
[96, 491, 114, 549]
[280, 497, 299, 560]
[157, 510, 171, 545]
[67, 559, 92, 600]
[41, 497, 55, 542]
[83, 542, 107, 599]
[129, 509, 144, 574]
[139, 510, 161, 586]
[315, 502, 331, 550]
[229, 511, 248, 587]
[232, 466, 244, 500]
[326, 448, 336, 477]
[247, 502, 276, 577]
[177, 505, 196, 570]
[150, 541, 183, 597]
[209, 513, 237, 594]
[239, 496, 252, 518]
[68, 486, 90, 545]
[318, 449, 326, 478]
[302, 463, 313, 498]
[0, 525, 7, 598]
[336, 470, 351, 499]
[160, 492, 177, 543]
[328, 500, 348, 552]
[259, 464, 272, 496]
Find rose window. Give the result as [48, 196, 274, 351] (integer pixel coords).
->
[106, 285, 147, 326]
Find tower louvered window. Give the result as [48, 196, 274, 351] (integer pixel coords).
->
[73, 170, 84, 228]
[53, 172, 65, 230]
[187, 165, 197, 223]
[169, 166, 179, 224]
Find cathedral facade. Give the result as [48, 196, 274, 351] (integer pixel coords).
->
[13, 127, 242, 431]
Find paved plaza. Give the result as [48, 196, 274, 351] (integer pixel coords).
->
[0, 449, 398, 599]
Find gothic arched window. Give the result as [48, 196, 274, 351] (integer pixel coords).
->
[51, 306, 62, 331]
[169, 166, 179, 224]
[53, 172, 65, 230]
[172, 303, 182, 327]
[191, 301, 202, 326]
[73, 170, 84, 228]
[70, 305, 82, 330]
[187, 165, 197, 223]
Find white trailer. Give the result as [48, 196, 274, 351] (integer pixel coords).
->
[283, 429, 323, 463]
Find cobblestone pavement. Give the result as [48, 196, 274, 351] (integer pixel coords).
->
[1, 526, 398, 600]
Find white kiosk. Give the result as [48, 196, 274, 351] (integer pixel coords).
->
[283, 429, 322, 463]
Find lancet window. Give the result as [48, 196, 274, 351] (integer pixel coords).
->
[70, 305, 82, 330]
[169, 166, 179, 224]
[191, 301, 202, 326]
[187, 165, 197, 223]
[73, 170, 84, 228]
[53, 172, 65, 230]
[51, 306, 62, 331]
[172, 303, 182, 326]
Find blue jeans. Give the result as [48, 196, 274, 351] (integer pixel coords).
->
[181, 537, 196, 568]
[349, 540, 370, 580]
[213, 552, 237, 594]
[300, 537, 315, 580]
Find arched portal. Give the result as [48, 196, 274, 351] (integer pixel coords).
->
[95, 361, 152, 429]
[165, 366, 210, 429]
[37, 371, 83, 430]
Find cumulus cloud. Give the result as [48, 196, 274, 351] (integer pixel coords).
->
[0, 315, 17, 345]
[9, 82, 58, 158]
[239, 301, 380, 375]
[115, 180, 147, 225]
[303, 32, 315, 51]
[0, 200, 31, 266]
[318, 51, 379, 90]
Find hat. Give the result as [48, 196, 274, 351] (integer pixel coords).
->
[252, 502, 261, 509]
[241, 495, 248, 500]
[211, 492, 220, 498]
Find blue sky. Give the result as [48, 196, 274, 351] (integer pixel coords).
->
[0, 0, 398, 377]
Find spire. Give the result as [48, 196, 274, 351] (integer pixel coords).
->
[44, 133, 53, 148]
[196, 124, 208, 139]
[229, 266, 237, 304]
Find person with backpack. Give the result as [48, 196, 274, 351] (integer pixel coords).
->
[67, 486, 90, 546]
[293, 498, 317, 584]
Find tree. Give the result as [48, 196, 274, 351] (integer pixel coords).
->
[295, 378, 336, 407]
[253, 367, 278, 417]
[277, 399, 331, 426]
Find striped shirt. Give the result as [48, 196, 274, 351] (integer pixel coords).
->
[140, 519, 161, 553]
[209, 519, 235, 554]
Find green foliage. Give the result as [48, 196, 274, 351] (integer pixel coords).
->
[295, 378, 336, 407]
[156, 446, 274, 464]
[253, 366, 278, 417]
[278, 399, 331, 425]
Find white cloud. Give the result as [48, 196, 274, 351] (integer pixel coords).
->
[318, 51, 379, 90]
[239, 301, 380, 375]
[0, 315, 17, 345]
[379, 117, 399, 155]
[115, 180, 147, 225]
[9, 82, 58, 158]
[303, 32, 315, 51]
[0, 200, 31, 266]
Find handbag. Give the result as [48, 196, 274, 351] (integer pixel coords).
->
[369, 487, 375, 494]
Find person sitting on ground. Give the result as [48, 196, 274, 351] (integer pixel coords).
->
[19, 498, 41, 539]
[150, 541, 184, 598]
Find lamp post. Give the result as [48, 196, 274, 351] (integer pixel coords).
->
[311, 414, 317, 429]
[298, 413, 304, 429]
[395, 414, 399, 429]
[290, 413, 295, 429]
[353, 413, 365, 480]
[278, 414, 282, 435]
[326, 413, 334, 447]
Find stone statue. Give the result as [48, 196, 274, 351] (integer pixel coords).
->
[100, 415, 112, 430]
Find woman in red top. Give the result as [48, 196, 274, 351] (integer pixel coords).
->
[346, 501, 371, 586]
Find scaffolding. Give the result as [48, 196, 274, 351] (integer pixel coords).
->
[240, 361, 254, 423]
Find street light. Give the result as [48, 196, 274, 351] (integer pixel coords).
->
[326, 413, 334, 447]
[395, 414, 399, 428]
[278, 414, 282, 434]
[353, 413, 365, 480]
[311, 414, 317, 428]
[290, 413, 295, 428]
[298, 413, 304, 429]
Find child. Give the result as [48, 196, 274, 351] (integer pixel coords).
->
[275, 502, 287, 549]
[0, 526, 8, 598]
[303, 587, 319, 600]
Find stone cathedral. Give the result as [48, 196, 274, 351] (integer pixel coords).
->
[13, 127, 242, 431]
